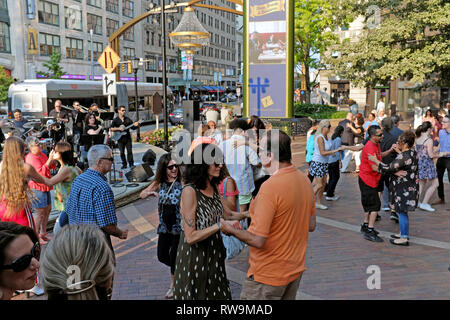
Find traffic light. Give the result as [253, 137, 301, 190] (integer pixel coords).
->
[121, 63, 125, 73]
[127, 61, 132, 74]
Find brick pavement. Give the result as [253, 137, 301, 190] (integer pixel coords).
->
[14, 121, 450, 300]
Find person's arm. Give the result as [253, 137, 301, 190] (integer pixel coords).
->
[24, 163, 51, 186]
[102, 224, 128, 239]
[223, 178, 237, 211]
[26, 154, 51, 177]
[47, 166, 71, 186]
[340, 145, 364, 151]
[425, 139, 441, 159]
[347, 123, 362, 135]
[317, 136, 339, 156]
[140, 181, 160, 199]
[220, 218, 267, 248]
[181, 186, 222, 245]
[381, 144, 397, 158]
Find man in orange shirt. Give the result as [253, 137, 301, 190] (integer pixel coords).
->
[220, 130, 316, 300]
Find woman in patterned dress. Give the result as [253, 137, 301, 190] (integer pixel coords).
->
[173, 143, 248, 300]
[140, 153, 182, 299]
[415, 122, 444, 212]
[369, 131, 419, 246]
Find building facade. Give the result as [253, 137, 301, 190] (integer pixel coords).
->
[1, 0, 241, 90]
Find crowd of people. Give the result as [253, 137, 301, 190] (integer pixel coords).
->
[1, 101, 449, 301]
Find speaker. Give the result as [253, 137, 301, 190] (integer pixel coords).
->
[125, 163, 154, 182]
[142, 148, 156, 166]
[183, 100, 200, 138]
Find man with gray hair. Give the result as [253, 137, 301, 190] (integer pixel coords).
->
[66, 144, 128, 258]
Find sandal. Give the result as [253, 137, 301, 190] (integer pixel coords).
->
[165, 287, 174, 299]
[390, 238, 409, 246]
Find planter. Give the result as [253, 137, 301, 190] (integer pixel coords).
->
[205, 110, 220, 124]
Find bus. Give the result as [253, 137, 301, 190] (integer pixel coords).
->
[7, 79, 172, 121]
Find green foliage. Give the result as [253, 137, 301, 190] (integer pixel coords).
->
[37, 50, 66, 79]
[326, 0, 450, 88]
[294, 0, 358, 92]
[139, 126, 181, 146]
[0, 66, 13, 102]
[294, 103, 346, 119]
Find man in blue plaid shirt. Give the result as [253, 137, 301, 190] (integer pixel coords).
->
[66, 144, 128, 257]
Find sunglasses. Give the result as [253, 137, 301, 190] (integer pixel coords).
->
[100, 157, 114, 162]
[375, 133, 383, 137]
[0, 242, 40, 272]
[167, 164, 178, 170]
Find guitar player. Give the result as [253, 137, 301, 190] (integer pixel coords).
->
[111, 105, 140, 169]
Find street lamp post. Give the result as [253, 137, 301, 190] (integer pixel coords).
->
[90, 29, 94, 81]
[161, 0, 169, 151]
[131, 57, 141, 142]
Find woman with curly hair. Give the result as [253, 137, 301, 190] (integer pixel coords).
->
[173, 143, 248, 300]
[140, 152, 182, 299]
[0, 137, 51, 231]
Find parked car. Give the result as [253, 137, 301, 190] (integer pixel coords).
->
[169, 108, 183, 125]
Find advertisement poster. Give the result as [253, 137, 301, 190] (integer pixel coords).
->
[245, 0, 293, 118]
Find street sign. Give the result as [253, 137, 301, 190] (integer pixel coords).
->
[103, 73, 117, 96]
[98, 45, 121, 74]
[214, 72, 218, 82]
[218, 72, 222, 82]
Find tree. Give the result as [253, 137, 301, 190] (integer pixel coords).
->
[326, 0, 450, 88]
[294, 0, 357, 103]
[0, 66, 14, 102]
[37, 50, 67, 79]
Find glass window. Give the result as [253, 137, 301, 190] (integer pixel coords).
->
[38, 0, 59, 26]
[87, 13, 102, 35]
[88, 42, 103, 61]
[169, 58, 177, 73]
[0, 0, 7, 9]
[122, 0, 134, 18]
[66, 37, 83, 60]
[122, 24, 134, 41]
[106, 18, 119, 37]
[87, 0, 102, 8]
[39, 33, 60, 56]
[64, 6, 82, 31]
[145, 55, 157, 71]
[106, 0, 119, 13]
[0, 22, 11, 53]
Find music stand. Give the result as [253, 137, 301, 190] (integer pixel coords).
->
[100, 112, 115, 121]
[80, 134, 105, 153]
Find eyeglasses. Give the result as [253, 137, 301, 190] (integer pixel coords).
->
[375, 133, 383, 137]
[0, 242, 40, 272]
[167, 164, 178, 170]
[100, 157, 114, 162]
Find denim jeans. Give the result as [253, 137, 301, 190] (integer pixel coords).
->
[398, 212, 409, 238]
[341, 149, 353, 172]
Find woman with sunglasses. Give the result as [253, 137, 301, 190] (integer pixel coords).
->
[40, 224, 114, 300]
[140, 153, 182, 299]
[173, 143, 248, 300]
[0, 221, 40, 300]
[308, 120, 342, 210]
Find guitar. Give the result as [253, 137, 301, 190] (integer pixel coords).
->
[111, 120, 143, 142]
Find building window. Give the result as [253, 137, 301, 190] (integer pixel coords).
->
[122, 0, 134, 18]
[0, 0, 7, 9]
[106, 0, 119, 13]
[87, 14, 102, 35]
[38, 0, 59, 26]
[106, 18, 119, 37]
[122, 24, 134, 41]
[0, 22, 11, 53]
[169, 58, 177, 73]
[123, 47, 135, 63]
[145, 54, 157, 71]
[88, 42, 103, 61]
[39, 33, 60, 56]
[151, 32, 154, 46]
[87, 0, 102, 8]
[66, 37, 83, 60]
[64, 6, 82, 31]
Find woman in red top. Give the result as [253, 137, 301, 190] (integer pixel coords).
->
[0, 137, 51, 231]
[24, 137, 56, 245]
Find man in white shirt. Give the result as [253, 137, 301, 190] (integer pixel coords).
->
[376, 97, 385, 115]
[220, 119, 260, 212]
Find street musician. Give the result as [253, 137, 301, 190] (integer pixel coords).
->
[49, 100, 69, 141]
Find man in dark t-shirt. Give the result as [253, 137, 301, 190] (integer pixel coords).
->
[110, 106, 139, 169]
[339, 112, 356, 172]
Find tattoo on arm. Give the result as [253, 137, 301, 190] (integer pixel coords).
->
[183, 215, 194, 228]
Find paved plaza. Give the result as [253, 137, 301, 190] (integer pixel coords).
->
[14, 122, 450, 300]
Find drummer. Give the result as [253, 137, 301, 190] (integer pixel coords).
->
[40, 119, 64, 150]
[12, 109, 28, 131]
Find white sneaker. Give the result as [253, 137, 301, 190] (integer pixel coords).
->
[326, 195, 340, 201]
[316, 203, 328, 210]
[26, 285, 44, 296]
[323, 192, 327, 195]
[419, 203, 435, 212]
[382, 207, 390, 211]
